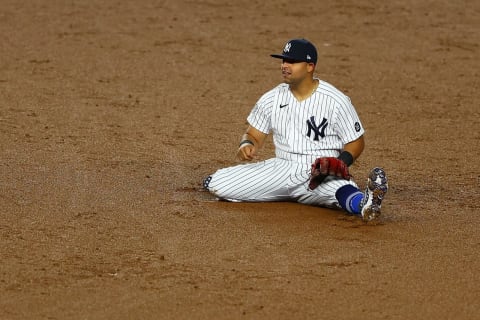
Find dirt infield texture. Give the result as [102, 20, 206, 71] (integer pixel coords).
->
[1, 0, 479, 319]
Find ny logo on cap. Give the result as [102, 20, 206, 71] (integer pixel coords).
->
[283, 42, 291, 53]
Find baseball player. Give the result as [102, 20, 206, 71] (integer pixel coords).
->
[203, 38, 388, 222]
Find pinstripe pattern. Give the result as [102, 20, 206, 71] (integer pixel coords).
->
[206, 78, 363, 207]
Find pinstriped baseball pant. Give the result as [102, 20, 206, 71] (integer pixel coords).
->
[205, 157, 359, 208]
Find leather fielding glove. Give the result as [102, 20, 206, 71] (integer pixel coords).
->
[309, 157, 351, 190]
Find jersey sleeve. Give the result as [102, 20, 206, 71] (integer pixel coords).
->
[246, 90, 275, 134]
[334, 96, 365, 144]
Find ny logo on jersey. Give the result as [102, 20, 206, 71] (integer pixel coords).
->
[306, 116, 328, 141]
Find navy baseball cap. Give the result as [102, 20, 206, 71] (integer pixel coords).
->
[271, 38, 317, 64]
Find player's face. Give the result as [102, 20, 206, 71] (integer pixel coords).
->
[281, 60, 314, 85]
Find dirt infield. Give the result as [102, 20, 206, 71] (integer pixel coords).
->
[1, 0, 479, 319]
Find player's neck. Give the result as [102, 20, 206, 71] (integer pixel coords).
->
[289, 78, 318, 102]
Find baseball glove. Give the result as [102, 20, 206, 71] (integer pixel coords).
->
[308, 157, 351, 190]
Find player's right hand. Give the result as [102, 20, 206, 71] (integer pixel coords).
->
[237, 144, 257, 161]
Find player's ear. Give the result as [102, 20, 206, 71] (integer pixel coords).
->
[307, 62, 315, 73]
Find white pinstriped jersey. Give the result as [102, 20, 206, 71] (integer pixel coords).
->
[247, 78, 364, 164]
[205, 78, 363, 206]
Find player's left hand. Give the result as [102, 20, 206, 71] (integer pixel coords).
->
[309, 157, 351, 190]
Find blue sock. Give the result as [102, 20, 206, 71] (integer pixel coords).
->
[335, 185, 363, 215]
